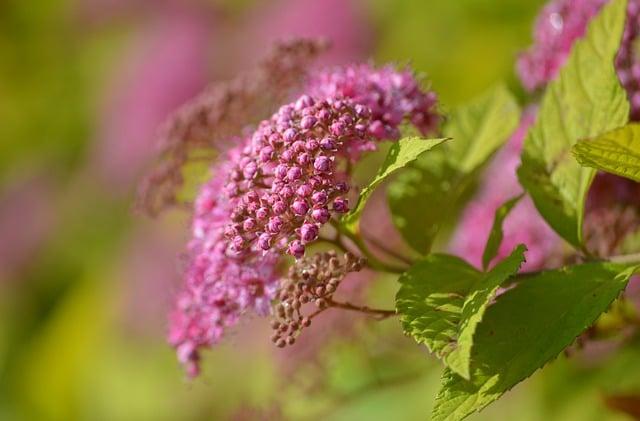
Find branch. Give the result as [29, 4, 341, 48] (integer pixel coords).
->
[327, 299, 397, 319]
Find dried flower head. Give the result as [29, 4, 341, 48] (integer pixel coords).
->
[137, 38, 328, 216]
[269, 251, 365, 347]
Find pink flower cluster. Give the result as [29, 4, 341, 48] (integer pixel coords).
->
[517, 0, 640, 118]
[223, 95, 374, 259]
[450, 109, 562, 271]
[167, 158, 280, 377]
[308, 64, 440, 139]
[168, 63, 441, 376]
[517, 0, 606, 92]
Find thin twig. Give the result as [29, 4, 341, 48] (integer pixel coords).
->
[329, 220, 407, 274]
[361, 232, 415, 266]
[327, 299, 397, 319]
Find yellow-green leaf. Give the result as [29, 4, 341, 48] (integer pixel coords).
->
[517, 0, 630, 249]
[573, 123, 640, 181]
[342, 137, 447, 233]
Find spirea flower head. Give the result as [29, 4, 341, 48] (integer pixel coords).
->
[517, 0, 640, 118]
[222, 95, 375, 259]
[167, 156, 280, 377]
[166, 56, 443, 376]
[307, 63, 440, 139]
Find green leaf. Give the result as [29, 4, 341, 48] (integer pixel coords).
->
[517, 0, 630, 249]
[446, 84, 521, 173]
[388, 86, 520, 254]
[446, 245, 526, 379]
[396, 254, 482, 360]
[481, 194, 523, 270]
[387, 150, 465, 253]
[342, 137, 447, 233]
[431, 261, 638, 421]
[396, 246, 525, 379]
[573, 123, 640, 182]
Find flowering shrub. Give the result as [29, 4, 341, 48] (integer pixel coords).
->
[142, 0, 640, 418]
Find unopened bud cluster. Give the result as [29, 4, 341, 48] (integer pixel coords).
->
[222, 95, 375, 259]
[269, 251, 365, 347]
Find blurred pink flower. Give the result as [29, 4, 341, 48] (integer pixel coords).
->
[0, 176, 56, 281]
[450, 108, 562, 271]
[237, 0, 373, 66]
[115, 223, 185, 339]
[518, 0, 640, 119]
[517, 0, 606, 92]
[94, 8, 213, 189]
[168, 154, 280, 377]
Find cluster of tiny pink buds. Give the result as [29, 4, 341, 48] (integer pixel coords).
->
[308, 63, 440, 140]
[269, 251, 365, 347]
[222, 95, 375, 259]
[167, 158, 280, 377]
[517, 0, 640, 118]
[166, 58, 443, 376]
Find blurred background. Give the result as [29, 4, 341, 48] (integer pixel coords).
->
[2, 0, 639, 420]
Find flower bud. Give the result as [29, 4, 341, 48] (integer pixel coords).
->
[256, 207, 269, 220]
[258, 233, 272, 250]
[274, 164, 288, 180]
[311, 191, 328, 205]
[305, 139, 319, 151]
[320, 136, 337, 150]
[287, 166, 303, 181]
[243, 218, 257, 231]
[300, 116, 316, 130]
[292, 199, 309, 216]
[333, 197, 349, 213]
[273, 201, 287, 215]
[330, 121, 347, 136]
[296, 184, 313, 197]
[283, 128, 297, 142]
[267, 217, 283, 234]
[311, 207, 330, 223]
[300, 223, 319, 243]
[259, 146, 274, 162]
[313, 156, 332, 173]
[288, 240, 305, 258]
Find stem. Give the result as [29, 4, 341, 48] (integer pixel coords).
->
[609, 252, 640, 265]
[328, 299, 397, 319]
[331, 220, 408, 274]
[362, 232, 415, 266]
